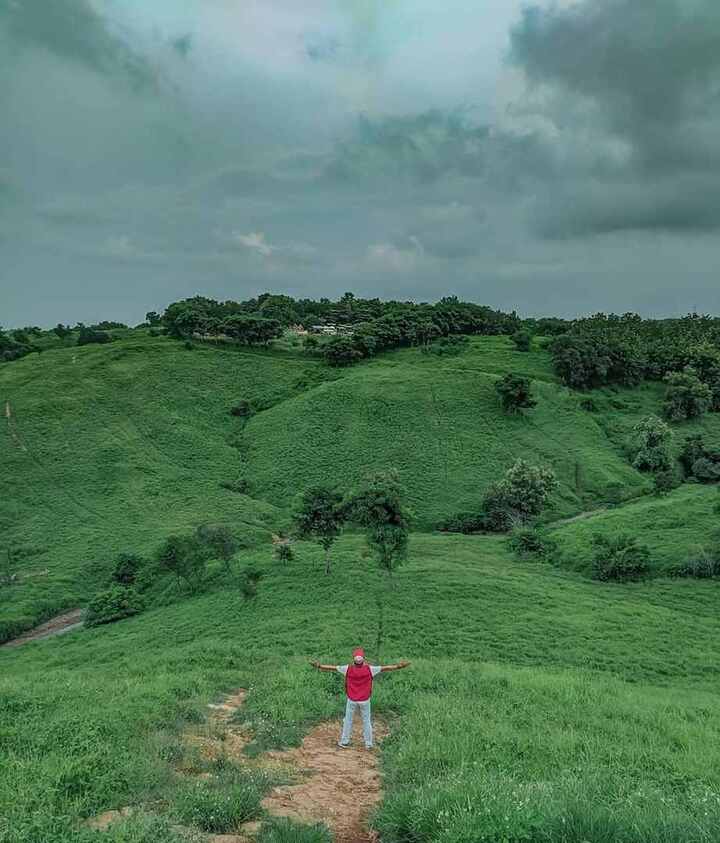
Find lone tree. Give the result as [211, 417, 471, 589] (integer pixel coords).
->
[629, 415, 673, 473]
[663, 367, 712, 421]
[495, 374, 537, 414]
[512, 330, 532, 352]
[155, 534, 209, 593]
[347, 469, 410, 578]
[292, 485, 345, 574]
[195, 524, 238, 575]
[482, 459, 558, 532]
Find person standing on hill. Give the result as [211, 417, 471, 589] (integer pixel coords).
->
[310, 647, 411, 749]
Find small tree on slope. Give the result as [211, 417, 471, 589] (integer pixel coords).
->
[292, 485, 345, 575]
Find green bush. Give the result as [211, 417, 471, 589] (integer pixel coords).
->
[495, 373, 537, 414]
[273, 543, 294, 564]
[111, 553, 145, 586]
[481, 459, 558, 532]
[629, 415, 673, 473]
[85, 585, 144, 627]
[591, 533, 651, 582]
[663, 367, 712, 421]
[508, 526, 558, 560]
[512, 330, 532, 352]
[437, 512, 486, 534]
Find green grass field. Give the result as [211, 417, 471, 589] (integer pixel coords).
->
[2, 330, 720, 842]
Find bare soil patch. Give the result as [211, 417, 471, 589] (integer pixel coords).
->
[2, 609, 84, 649]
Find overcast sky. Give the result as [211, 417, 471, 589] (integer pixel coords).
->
[2, 0, 720, 328]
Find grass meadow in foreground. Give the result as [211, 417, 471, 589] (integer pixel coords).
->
[2, 533, 720, 842]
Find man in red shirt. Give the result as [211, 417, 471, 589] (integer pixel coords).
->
[311, 648, 410, 749]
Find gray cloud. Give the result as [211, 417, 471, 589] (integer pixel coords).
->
[509, 0, 720, 234]
[2, 0, 720, 327]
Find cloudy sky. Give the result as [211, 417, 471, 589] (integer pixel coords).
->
[2, 0, 720, 327]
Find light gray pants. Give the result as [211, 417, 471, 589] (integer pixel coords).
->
[339, 698, 373, 747]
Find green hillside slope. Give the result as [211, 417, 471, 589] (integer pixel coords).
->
[244, 357, 649, 528]
[2, 534, 719, 842]
[0, 334, 331, 638]
[550, 484, 719, 575]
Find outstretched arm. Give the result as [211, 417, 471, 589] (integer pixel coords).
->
[310, 660, 338, 672]
[380, 660, 411, 672]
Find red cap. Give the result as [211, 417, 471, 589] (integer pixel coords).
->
[352, 647, 365, 658]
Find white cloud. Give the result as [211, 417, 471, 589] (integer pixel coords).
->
[233, 231, 275, 257]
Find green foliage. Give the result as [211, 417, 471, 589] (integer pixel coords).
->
[495, 373, 537, 414]
[653, 468, 681, 496]
[85, 584, 144, 627]
[512, 330, 532, 352]
[292, 486, 345, 574]
[663, 367, 712, 421]
[508, 526, 558, 560]
[240, 565, 264, 600]
[591, 533, 651, 582]
[221, 314, 284, 346]
[230, 400, 254, 418]
[424, 335, 470, 356]
[322, 336, 363, 367]
[273, 543, 294, 564]
[346, 469, 411, 576]
[629, 414, 674, 472]
[195, 524, 238, 572]
[111, 553, 145, 586]
[77, 325, 112, 346]
[481, 459, 559, 532]
[679, 434, 720, 482]
[155, 535, 208, 593]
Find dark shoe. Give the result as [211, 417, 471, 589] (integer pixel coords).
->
[337, 742, 350, 749]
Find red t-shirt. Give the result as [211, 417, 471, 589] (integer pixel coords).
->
[337, 663, 382, 701]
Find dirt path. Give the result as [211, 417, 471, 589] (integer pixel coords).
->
[2, 609, 84, 649]
[261, 720, 387, 843]
[202, 690, 387, 843]
[88, 689, 388, 842]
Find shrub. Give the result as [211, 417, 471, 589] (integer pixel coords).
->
[481, 460, 558, 532]
[495, 374, 537, 414]
[273, 543, 294, 564]
[77, 326, 112, 346]
[85, 585, 144, 627]
[629, 415, 673, 473]
[591, 533, 651, 582]
[111, 552, 144, 586]
[230, 400, 254, 418]
[184, 340, 194, 351]
[240, 566, 264, 600]
[156, 534, 208, 593]
[195, 524, 238, 571]
[679, 434, 720, 481]
[511, 330, 532, 352]
[675, 552, 720, 579]
[579, 398, 597, 412]
[437, 512, 486, 534]
[425, 335, 469, 356]
[653, 468, 681, 496]
[508, 526, 558, 560]
[663, 366, 712, 421]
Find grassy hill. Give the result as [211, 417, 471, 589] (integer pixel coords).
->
[244, 339, 650, 529]
[2, 328, 720, 842]
[2, 534, 720, 842]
